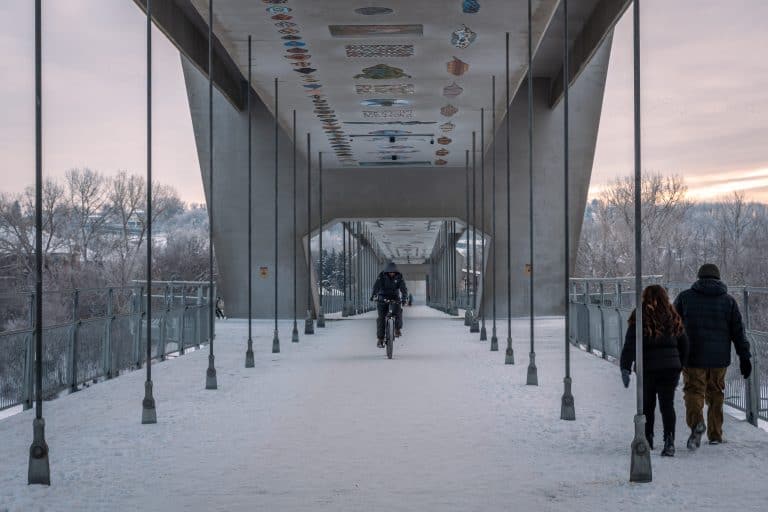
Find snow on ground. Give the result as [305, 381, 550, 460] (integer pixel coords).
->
[1, 306, 767, 511]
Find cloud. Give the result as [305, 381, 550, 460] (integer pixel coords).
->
[592, 0, 768, 202]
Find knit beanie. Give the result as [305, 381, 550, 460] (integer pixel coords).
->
[697, 263, 720, 280]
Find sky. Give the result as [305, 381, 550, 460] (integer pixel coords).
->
[1, 0, 767, 204]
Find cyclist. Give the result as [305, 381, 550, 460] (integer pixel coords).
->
[370, 261, 409, 348]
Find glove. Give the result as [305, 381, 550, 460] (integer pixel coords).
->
[740, 357, 752, 379]
[370, 295, 375, 302]
[621, 369, 631, 388]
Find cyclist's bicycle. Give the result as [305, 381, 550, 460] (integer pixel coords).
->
[376, 298, 401, 359]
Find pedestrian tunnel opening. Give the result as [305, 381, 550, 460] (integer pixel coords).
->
[304, 218, 489, 320]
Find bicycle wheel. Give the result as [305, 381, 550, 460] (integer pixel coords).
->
[386, 317, 394, 359]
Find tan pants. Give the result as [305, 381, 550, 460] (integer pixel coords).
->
[682, 367, 727, 442]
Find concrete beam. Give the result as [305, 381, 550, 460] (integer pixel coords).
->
[549, 0, 630, 108]
[133, 0, 247, 111]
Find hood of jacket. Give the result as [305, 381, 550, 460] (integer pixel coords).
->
[383, 261, 400, 274]
[691, 277, 727, 296]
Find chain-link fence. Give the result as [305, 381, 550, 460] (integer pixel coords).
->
[569, 277, 768, 426]
[0, 282, 212, 412]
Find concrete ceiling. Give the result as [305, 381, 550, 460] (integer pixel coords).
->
[365, 218, 455, 264]
[187, 0, 561, 169]
[366, 219, 440, 264]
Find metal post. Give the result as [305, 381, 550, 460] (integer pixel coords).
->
[142, 0, 158, 421]
[464, 150, 471, 325]
[452, 220, 458, 315]
[342, 222, 348, 317]
[526, 0, 538, 384]
[490, 77, 499, 351]
[471, 132, 480, 334]
[106, 288, 115, 377]
[272, 77, 281, 354]
[245, 35, 256, 364]
[180, 286, 187, 355]
[317, 151, 326, 328]
[742, 289, 759, 426]
[560, 0, 575, 421]
[305, 134, 315, 334]
[29, 0, 50, 484]
[23, 293, 34, 410]
[629, 0, 651, 482]
[292, 110, 300, 342]
[480, 109, 487, 340]
[505, 32, 515, 365]
[357, 223, 362, 313]
[69, 290, 79, 392]
[444, 222, 449, 311]
[464, 150, 472, 327]
[205, 0, 218, 390]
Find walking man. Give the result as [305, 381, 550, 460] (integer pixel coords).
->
[673, 263, 752, 450]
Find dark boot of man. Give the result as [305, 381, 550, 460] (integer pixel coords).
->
[687, 421, 706, 451]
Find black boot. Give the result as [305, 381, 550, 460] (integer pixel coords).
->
[661, 433, 675, 457]
[377, 338, 385, 348]
[686, 421, 706, 451]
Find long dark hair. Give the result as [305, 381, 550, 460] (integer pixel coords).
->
[628, 285, 684, 338]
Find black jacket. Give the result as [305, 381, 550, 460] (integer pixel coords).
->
[620, 322, 689, 374]
[372, 272, 408, 301]
[673, 278, 751, 368]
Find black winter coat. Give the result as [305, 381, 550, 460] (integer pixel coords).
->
[372, 272, 408, 301]
[673, 278, 751, 368]
[620, 322, 689, 374]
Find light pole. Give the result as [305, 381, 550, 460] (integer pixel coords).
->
[305, 134, 314, 334]
[245, 35, 256, 365]
[464, 150, 471, 326]
[317, 151, 326, 327]
[142, 0, 158, 423]
[470, 131, 480, 334]
[630, 0, 652, 483]
[205, 0, 217, 390]
[560, 0, 575, 421]
[505, 32, 515, 365]
[490, 76, 499, 352]
[28, 0, 50, 485]
[291, 110, 299, 342]
[272, 77, 280, 354]
[526, 0, 538, 385]
[480, 108, 487, 341]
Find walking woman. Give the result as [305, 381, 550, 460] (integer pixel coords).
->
[620, 285, 689, 457]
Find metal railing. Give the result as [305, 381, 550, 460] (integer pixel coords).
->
[0, 282, 212, 412]
[569, 277, 768, 426]
[321, 289, 344, 315]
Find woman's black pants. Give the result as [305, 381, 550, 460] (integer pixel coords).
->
[643, 368, 681, 441]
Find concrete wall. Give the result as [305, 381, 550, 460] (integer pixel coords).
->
[182, 34, 612, 318]
[481, 34, 613, 318]
[182, 55, 312, 320]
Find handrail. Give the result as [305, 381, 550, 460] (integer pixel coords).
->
[569, 276, 768, 427]
[0, 281, 212, 412]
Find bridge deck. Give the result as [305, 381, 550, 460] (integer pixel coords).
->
[1, 307, 766, 511]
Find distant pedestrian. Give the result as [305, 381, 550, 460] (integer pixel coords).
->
[407, 293, 413, 306]
[215, 296, 226, 320]
[620, 285, 689, 457]
[673, 263, 752, 449]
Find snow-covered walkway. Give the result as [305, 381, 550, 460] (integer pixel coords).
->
[1, 306, 767, 511]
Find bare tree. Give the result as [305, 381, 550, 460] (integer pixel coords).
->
[64, 168, 110, 264]
[577, 174, 692, 279]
